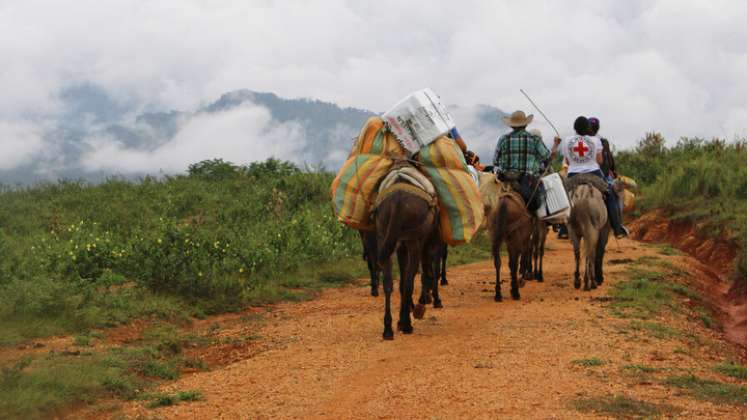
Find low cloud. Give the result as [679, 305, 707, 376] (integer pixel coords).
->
[0, 120, 45, 170]
[81, 103, 305, 174]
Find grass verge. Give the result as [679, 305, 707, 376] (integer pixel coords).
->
[572, 394, 679, 418]
[665, 375, 747, 405]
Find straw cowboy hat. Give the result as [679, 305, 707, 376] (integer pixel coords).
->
[503, 110, 534, 128]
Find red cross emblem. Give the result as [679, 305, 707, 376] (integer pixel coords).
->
[573, 140, 589, 157]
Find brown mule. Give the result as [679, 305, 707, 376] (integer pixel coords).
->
[487, 184, 534, 301]
[375, 176, 441, 340]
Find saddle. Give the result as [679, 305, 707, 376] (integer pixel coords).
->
[564, 173, 608, 195]
[374, 162, 438, 210]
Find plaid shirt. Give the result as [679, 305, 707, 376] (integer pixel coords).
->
[493, 129, 550, 177]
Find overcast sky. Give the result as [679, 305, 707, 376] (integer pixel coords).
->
[2, 0, 747, 174]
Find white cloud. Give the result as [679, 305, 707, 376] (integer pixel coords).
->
[0, 120, 45, 170]
[81, 103, 304, 174]
[2, 0, 747, 174]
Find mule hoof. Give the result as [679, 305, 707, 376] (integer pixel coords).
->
[413, 304, 427, 319]
[511, 291, 521, 300]
[371, 289, 379, 297]
[535, 273, 544, 283]
[425, 295, 433, 304]
[440, 279, 449, 286]
[596, 277, 604, 285]
[383, 330, 394, 340]
[433, 300, 443, 309]
[494, 295, 503, 302]
[400, 324, 413, 334]
[574, 281, 581, 290]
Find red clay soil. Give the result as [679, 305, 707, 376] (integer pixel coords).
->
[630, 210, 747, 347]
[82, 236, 746, 420]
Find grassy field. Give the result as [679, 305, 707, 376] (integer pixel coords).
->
[615, 133, 747, 283]
[0, 158, 491, 418]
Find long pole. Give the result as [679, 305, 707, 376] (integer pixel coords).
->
[520, 89, 560, 138]
[519, 89, 559, 210]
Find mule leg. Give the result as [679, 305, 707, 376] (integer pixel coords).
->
[398, 242, 419, 335]
[382, 258, 394, 340]
[570, 228, 581, 290]
[369, 258, 379, 297]
[536, 228, 546, 283]
[584, 229, 599, 291]
[440, 245, 449, 286]
[493, 242, 503, 302]
[509, 249, 521, 300]
[396, 245, 409, 332]
[595, 226, 610, 286]
[425, 240, 443, 309]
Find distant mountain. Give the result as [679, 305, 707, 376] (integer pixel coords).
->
[0, 87, 508, 184]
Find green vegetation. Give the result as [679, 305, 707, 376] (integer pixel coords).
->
[615, 133, 747, 283]
[571, 358, 605, 368]
[572, 394, 679, 419]
[714, 362, 747, 380]
[665, 375, 747, 405]
[0, 159, 362, 344]
[628, 321, 680, 339]
[144, 390, 203, 409]
[0, 354, 140, 419]
[609, 267, 672, 319]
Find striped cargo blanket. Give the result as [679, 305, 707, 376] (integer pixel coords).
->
[330, 117, 406, 230]
[418, 137, 484, 245]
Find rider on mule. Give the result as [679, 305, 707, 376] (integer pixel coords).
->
[493, 110, 561, 211]
[555, 116, 629, 239]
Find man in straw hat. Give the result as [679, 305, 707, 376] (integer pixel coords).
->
[493, 110, 561, 210]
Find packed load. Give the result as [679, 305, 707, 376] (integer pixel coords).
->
[536, 173, 571, 222]
[614, 175, 638, 213]
[331, 89, 483, 245]
[382, 88, 456, 155]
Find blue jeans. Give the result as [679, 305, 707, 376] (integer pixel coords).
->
[568, 170, 624, 234]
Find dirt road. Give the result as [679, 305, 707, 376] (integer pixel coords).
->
[114, 236, 746, 419]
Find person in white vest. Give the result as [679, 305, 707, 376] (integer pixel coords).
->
[554, 116, 628, 239]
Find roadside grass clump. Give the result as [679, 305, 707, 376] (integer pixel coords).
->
[629, 321, 681, 339]
[572, 358, 605, 368]
[609, 267, 672, 319]
[0, 354, 140, 419]
[714, 362, 747, 380]
[665, 375, 747, 405]
[144, 390, 203, 409]
[571, 394, 679, 419]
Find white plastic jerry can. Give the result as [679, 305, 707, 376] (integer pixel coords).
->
[536, 173, 571, 221]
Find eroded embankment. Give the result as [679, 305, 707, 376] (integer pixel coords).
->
[630, 210, 747, 347]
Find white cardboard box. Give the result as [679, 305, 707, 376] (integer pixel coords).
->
[383, 88, 456, 154]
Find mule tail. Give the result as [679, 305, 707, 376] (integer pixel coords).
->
[376, 197, 405, 268]
[492, 199, 508, 255]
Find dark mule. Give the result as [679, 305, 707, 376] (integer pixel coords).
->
[358, 230, 380, 296]
[375, 180, 440, 340]
[488, 185, 533, 301]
